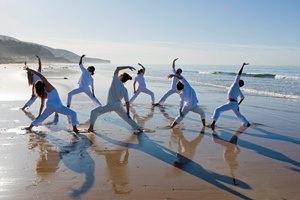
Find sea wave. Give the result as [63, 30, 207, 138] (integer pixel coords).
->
[275, 75, 300, 80]
[200, 71, 300, 80]
[146, 75, 300, 100]
[193, 80, 300, 100]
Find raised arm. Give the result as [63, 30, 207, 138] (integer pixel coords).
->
[114, 66, 136, 75]
[79, 54, 85, 65]
[36, 55, 42, 72]
[172, 58, 179, 71]
[138, 63, 146, 74]
[238, 62, 249, 76]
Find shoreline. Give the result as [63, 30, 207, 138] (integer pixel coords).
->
[0, 65, 300, 199]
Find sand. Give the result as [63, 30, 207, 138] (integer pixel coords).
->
[1, 65, 300, 200]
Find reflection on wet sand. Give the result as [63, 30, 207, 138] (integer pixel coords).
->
[172, 127, 205, 167]
[22, 110, 95, 199]
[87, 133, 136, 195]
[212, 125, 249, 185]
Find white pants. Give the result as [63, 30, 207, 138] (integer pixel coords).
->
[24, 95, 38, 107]
[129, 87, 155, 104]
[174, 105, 205, 124]
[67, 87, 101, 106]
[32, 104, 78, 126]
[212, 101, 249, 125]
[90, 103, 140, 130]
[158, 89, 177, 104]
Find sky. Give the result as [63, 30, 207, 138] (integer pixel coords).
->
[1, 0, 300, 65]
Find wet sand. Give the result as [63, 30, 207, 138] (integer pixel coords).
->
[1, 65, 300, 200]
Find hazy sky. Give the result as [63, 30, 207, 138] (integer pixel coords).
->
[1, 0, 300, 65]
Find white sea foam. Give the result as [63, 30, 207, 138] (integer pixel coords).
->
[275, 74, 300, 81]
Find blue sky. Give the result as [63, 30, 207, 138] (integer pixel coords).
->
[1, 0, 300, 65]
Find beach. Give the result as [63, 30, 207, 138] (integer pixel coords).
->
[1, 63, 300, 200]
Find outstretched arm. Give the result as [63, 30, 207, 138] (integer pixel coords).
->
[238, 62, 249, 76]
[138, 63, 146, 74]
[114, 66, 136, 75]
[168, 74, 183, 79]
[24, 67, 54, 92]
[172, 58, 179, 71]
[36, 56, 42, 72]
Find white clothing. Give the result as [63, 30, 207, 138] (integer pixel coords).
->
[174, 105, 205, 124]
[211, 101, 249, 125]
[158, 68, 179, 104]
[173, 77, 205, 124]
[158, 89, 177, 104]
[130, 74, 154, 103]
[179, 77, 198, 109]
[107, 74, 129, 105]
[24, 95, 38, 107]
[227, 75, 244, 101]
[32, 89, 78, 126]
[78, 64, 94, 90]
[67, 87, 101, 106]
[23, 71, 41, 108]
[67, 64, 100, 106]
[134, 74, 147, 89]
[171, 68, 179, 90]
[90, 103, 140, 130]
[129, 87, 155, 104]
[90, 73, 140, 130]
[33, 74, 41, 83]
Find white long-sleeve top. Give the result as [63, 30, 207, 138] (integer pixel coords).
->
[227, 75, 244, 101]
[171, 68, 180, 90]
[107, 74, 129, 105]
[134, 74, 147, 89]
[78, 64, 94, 90]
[179, 77, 199, 109]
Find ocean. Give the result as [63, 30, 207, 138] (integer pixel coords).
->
[94, 64, 300, 100]
[2, 63, 300, 101]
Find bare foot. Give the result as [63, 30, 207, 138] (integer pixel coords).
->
[73, 127, 79, 134]
[133, 128, 143, 134]
[87, 128, 94, 132]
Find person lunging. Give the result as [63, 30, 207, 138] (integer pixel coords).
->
[88, 66, 142, 133]
[129, 63, 155, 105]
[210, 63, 251, 130]
[67, 54, 102, 108]
[24, 67, 79, 134]
[169, 74, 205, 128]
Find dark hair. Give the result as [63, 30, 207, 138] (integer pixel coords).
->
[87, 66, 95, 75]
[137, 69, 144, 74]
[176, 68, 182, 75]
[27, 71, 34, 86]
[120, 72, 132, 83]
[34, 81, 45, 98]
[176, 81, 184, 91]
[239, 79, 244, 87]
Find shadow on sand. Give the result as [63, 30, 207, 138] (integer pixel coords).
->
[94, 130, 253, 200]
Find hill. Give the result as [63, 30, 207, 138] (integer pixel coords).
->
[0, 35, 110, 64]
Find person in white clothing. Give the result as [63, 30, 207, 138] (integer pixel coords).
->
[24, 67, 79, 134]
[88, 66, 142, 133]
[67, 54, 101, 108]
[129, 63, 155, 105]
[154, 58, 182, 106]
[210, 63, 251, 130]
[168, 74, 205, 128]
[22, 56, 42, 110]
